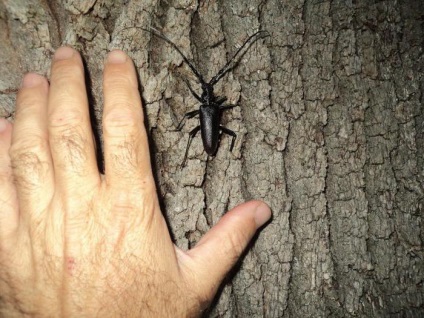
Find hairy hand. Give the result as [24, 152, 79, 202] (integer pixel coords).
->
[0, 47, 271, 317]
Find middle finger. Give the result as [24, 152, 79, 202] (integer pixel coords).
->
[48, 47, 100, 196]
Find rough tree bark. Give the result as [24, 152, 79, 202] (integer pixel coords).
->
[1, 0, 423, 317]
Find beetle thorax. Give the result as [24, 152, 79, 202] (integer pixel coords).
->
[201, 83, 215, 104]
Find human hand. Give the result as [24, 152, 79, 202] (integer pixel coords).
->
[0, 47, 271, 317]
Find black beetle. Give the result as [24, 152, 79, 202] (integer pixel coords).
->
[145, 27, 269, 166]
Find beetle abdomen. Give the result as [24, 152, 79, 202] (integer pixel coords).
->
[199, 105, 221, 155]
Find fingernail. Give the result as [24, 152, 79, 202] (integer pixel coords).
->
[21, 73, 44, 88]
[54, 46, 75, 60]
[254, 202, 272, 228]
[0, 118, 9, 133]
[107, 50, 127, 64]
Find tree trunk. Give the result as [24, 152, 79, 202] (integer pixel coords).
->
[1, 0, 423, 317]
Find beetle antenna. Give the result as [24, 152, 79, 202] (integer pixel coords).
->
[144, 27, 207, 86]
[209, 30, 269, 86]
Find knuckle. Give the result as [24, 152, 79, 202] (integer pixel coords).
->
[51, 60, 84, 83]
[51, 126, 89, 169]
[50, 62, 85, 105]
[107, 184, 157, 227]
[104, 68, 136, 89]
[49, 108, 85, 128]
[0, 170, 12, 184]
[223, 218, 253, 258]
[10, 135, 49, 161]
[108, 190, 140, 220]
[50, 89, 86, 111]
[15, 92, 43, 117]
[109, 138, 140, 172]
[104, 107, 140, 132]
[225, 232, 247, 259]
[9, 136, 50, 190]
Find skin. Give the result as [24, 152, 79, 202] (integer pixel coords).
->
[0, 47, 271, 317]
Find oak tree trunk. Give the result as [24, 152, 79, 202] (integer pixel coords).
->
[1, 0, 423, 317]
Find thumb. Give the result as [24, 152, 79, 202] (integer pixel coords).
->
[183, 200, 271, 300]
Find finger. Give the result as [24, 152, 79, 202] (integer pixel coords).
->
[9, 73, 54, 216]
[0, 118, 19, 243]
[102, 50, 153, 185]
[48, 46, 100, 195]
[183, 201, 271, 299]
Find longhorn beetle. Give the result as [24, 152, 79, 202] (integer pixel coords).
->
[145, 27, 269, 166]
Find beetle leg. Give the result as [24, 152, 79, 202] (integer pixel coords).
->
[176, 110, 199, 131]
[220, 104, 237, 111]
[216, 96, 227, 105]
[182, 125, 201, 167]
[220, 126, 237, 152]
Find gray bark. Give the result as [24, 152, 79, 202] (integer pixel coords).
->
[1, 0, 423, 317]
